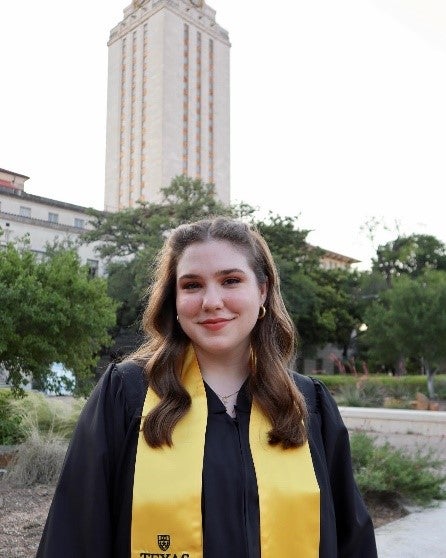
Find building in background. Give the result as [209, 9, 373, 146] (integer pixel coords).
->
[105, 0, 230, 211]
[1, 1, 360, 378]
[0, 168, 103, 276]
[313, 246, 359, 271]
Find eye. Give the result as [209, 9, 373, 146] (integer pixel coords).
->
[223, 277, 241, 286]
[181, 281, 201, 290]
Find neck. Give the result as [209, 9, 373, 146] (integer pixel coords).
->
[194, 345, 250, 394]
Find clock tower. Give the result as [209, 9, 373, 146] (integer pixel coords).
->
[105, 1, 230, 211]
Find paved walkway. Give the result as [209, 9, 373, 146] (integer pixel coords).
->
[375, 500, 446, 557]
[346, 421, 446, 557]
[368, 431, 446, 556]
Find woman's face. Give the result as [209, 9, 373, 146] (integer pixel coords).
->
[176, 240, 267, 362]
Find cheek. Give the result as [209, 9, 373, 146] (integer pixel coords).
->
[233, 286, 263, 305]
[176, 294, 201, 317]
[227, 293, 260, 318]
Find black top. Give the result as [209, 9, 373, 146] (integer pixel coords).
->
[202, 382, 260, 558]
[37, 362, 377, 558]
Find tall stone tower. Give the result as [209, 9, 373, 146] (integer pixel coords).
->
[104, 0, 230, 211]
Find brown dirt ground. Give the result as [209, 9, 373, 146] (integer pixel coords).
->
[0, 480, 404, 558]
[0, 482, 55, 558]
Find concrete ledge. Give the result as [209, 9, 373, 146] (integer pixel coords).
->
[339, 406, 446, 437]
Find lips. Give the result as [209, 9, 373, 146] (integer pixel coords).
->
[200, 318, 231, 324]
[199, 317, 233, 331]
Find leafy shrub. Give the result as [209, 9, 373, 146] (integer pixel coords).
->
[314, 375, 356, 391]
[318, 374, 446, 402]
[5, 427, 68, 486]
[350, 433, 446, 505]
[436, 378, 446, 399]
[0, 389, 27, 445]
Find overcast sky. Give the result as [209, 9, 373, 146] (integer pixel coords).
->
[1, 0, 446, 269]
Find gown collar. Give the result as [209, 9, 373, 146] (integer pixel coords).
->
[203, 379, 251, 414]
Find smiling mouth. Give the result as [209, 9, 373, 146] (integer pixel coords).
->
[200, 318, 232, 325]
[199, 318, 233, 330]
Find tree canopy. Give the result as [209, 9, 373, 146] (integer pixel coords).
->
[0, 240, 117, 394]
[253, 214, 362, 356]
[83, 176, 235, 259]
[373, 234, 446, 286]
[363, 270, 446, 382]
[82, 176, 365, 366]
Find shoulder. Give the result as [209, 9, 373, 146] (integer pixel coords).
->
[290, 370, 316, 391]
[290, 371, 319, 414]
[290, 372, 336, 416]
[111, 359, 147, 388]
[100, 359, 147, 416]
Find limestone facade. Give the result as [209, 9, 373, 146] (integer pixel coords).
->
[105, 0, 230, 211]
[0, 168, 104, 276]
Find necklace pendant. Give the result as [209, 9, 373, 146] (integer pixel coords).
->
[214, 387, 240, 409]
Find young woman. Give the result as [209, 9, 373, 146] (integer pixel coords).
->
[37, 217, 377, 558]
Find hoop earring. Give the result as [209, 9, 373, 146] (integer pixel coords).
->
[258, 305, 266, 320]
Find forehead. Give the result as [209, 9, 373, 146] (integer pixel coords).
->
[176, 240, 251, 275]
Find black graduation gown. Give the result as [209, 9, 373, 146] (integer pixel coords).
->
[37, 362, 377, 558]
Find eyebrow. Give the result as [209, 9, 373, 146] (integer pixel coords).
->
[178, 268, 246, 281]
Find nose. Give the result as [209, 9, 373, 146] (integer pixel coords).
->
[202, 284, 224, 311]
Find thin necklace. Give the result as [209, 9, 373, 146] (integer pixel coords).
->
[215, 388, 240, 407]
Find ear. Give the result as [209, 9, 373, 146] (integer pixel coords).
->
[259, 279, 268, 304]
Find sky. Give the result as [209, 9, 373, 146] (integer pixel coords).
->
[1, 0, 446, 269]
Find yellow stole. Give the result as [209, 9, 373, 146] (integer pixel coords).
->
[131, 347, 320, 557]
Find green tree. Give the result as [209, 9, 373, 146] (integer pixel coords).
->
[373, 234, 446, 287]
[106, 253, 152, 329]
[160, 175, 235, 224]
[83, 176, 234, 259]
[364, 270, 446, 395]
[0, 241, 117, 394]
[252, 214, 363, 366]
[82, 176, 236, 329]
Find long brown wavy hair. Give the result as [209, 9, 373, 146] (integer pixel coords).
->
[130, 217, 308, 448]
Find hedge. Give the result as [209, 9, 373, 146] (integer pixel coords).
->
[311, 374, 446, 399]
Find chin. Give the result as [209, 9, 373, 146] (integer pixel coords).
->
[195, 338, 250, 357]
[199, 342, 233, 354]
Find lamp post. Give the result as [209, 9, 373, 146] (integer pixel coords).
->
[343, 323, 368, 373]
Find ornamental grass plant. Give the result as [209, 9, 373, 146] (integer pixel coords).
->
[1, 391, 84, 487]
[8, 390, 85, 441]
[1, 390, 85, 487]
[336, 383, 385, 407]
[4, 427, 68, 486]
